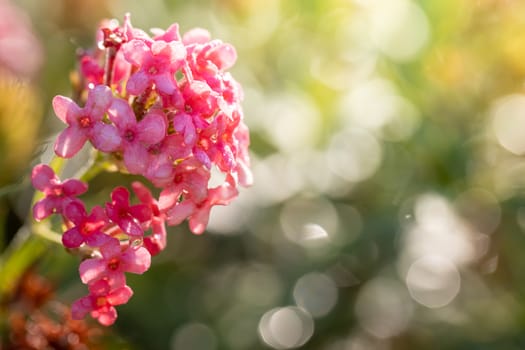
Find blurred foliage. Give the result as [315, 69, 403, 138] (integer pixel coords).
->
[4, 0, 525, 349]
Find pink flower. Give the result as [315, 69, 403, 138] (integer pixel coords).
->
[152, 22, 182, 43]
[163, 176, 238, 234]
[105, 187, 152, 237]
[79, 52, 104, 85]
[53, 85, 119, 157]
[122, 38, 186, 95]
[71, 279, 133, 326]
[132, 181, 167, 256]
[79, 239, 151, 287]
[31, 164, 88, 221]
[107, 99, 166, 174]
[188, 176, 239, 234]
[62, 202, 113, 249]
[158, 158, 211, 213]
[143, 133, 191, 187]
[184, 36, 237, 91]
[34, 14, 252, 326]
[181, 80, 220, 120]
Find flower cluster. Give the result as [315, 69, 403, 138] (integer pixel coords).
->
[31, 14, 251, 326]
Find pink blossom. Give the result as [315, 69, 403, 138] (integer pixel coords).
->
[122, 38, 186, 95]
[79, 52, 104, 85]
[152, 22, 182, 43]
[53, 85, 119, 157]
[35, 14, 252, 326]
[120, 12, 151, 43]
[79, 239, 151, 287]
[165, 176, 239, 234]
[71, 279, 133, 326]
[132, 181, 167, 256]
[158, 158, 211, 213]
[181, 79, 220, 120]
[107, 99, 166, 174]
[143, 133, 191, 187]
[189, 176, 238, 234]
[31, 164, 87, 221]
[62, 202, 113, 248]
[184, 37, 237, 91]
[105, 187, 152, 237]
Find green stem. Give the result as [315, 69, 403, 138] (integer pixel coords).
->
[32, 223, 63, 245]
[0, 226, 49, 297]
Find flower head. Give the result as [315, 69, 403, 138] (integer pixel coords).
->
[105, 187, 152, 237]
[122, 38, 186, 95]
[31, 164, 87, 221]
[71, 279, 133, 326]
[62, 202, 113, 249]
[32, 13, 252, 326]
[79, 239, 151, 287]
[53, 85, 117, 158]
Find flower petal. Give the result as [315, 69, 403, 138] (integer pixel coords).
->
[95, 307, 118, 326]
[118, 216, 144, 237]
[154, 23, 181, 42]
[62, 179, 88, 196]
[85, 85, 113, 119]
[126, 70, 150, 95]
[85, 232, 115, 247]
[123, 143, 148, 174]
[137, 111, 166, 145]
[189, 205, 211, 235]
[122, 39, 149, 67]
[166, 201, 195, 226]
[107, 98, 136, 130]
[153, 73, 176, 94]
[32, 198, 54, 221]
[121, 246, 151, 274]
[31, 164, 56, 191]
[131, 181, 154, 204]
[90, 122, 122, 152]
[206, 42, 237, 71]
[63, 201, 87, 224]
[129, 204, 152, 223]
[100, 239, 122, 259]
[158, 185, 183, 211]
[71, 296, 93, 320]
[52, 95, 80, 124]
[54, 126, 88, 158]
[107, 285, 133, 306]
[110, 187, 130, 206]
[79, 258, 107, 284]
[62, 227, 85, 248]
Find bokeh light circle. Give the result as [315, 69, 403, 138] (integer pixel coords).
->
[258, 306, 314, 349]
[405, 255, 461, 308]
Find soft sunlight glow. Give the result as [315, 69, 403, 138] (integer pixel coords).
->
[326, 128, 382, 183]
[259, 306, 314, 349]
[405, 255, 461, 308]
[492, 94, 525, 155]
[293, 272, 338, 318]
[355, 278, 413, 338]
[280, 196, 339, 246]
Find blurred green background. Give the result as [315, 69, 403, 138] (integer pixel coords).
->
[4, 0, 525, 349]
